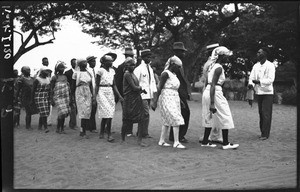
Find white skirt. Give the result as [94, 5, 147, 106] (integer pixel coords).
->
[202, 85, 234, 129]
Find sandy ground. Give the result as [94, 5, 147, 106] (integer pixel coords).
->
[13, 93, 297, 190]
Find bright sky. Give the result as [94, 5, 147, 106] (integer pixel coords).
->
[13, 17, 126, 75]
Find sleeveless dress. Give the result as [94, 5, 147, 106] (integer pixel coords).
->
[52, 75, 71, 117]
[73, 71, 93, 119]
[158, 70, 184, 126]
[202, 63, 234, 129]
[96, 67, 116, 119]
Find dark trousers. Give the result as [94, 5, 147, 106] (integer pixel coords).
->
[88, 103, 97, 131]
[137, 99, 150, 137]
[169, 99, 190, 141]
[257, 95, 273, 138]
[24, 106, 32, 129]
[69, 103, 77, 128]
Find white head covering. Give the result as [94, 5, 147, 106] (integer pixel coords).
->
[164, 55, 182, 70]
[206, 46, 233, 72]
[55, 60, 66, 71]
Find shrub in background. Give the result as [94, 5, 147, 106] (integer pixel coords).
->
[281, 86, 297, 105]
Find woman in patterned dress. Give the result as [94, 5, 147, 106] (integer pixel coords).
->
[51, 61, 71, 134]
[95, 53, 123, 142]
[15, 66, 35, 129]
[121, 58, 148, 146]
[72, 59, 94, 139]
[152, 56, 186, 149]
[32, 69, 51, 133]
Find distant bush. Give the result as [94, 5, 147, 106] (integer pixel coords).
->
[281, 86, 297, 105]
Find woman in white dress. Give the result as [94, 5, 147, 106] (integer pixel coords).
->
[201, 46, 239, 149]
[152, 56, 186, 149]
[95, 53, 123, 142]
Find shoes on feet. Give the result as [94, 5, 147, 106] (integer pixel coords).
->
[173, 143, 186, 149]
[90, 130, 98, 133]
[222, 143, 239, 150]
[99, 134, 104, 139]
[107, 136, 115, 142]
[180, 138, 188, 143]
[158, 142, 171, 147]
[127, 133, 133, 137]
[201, 142, 217, 147]
[44, 129, 49, 133]
[143, 135, 152, 138]
[138, 142, 149, 147]
[259, 136, 268, 140]
[60, 130, 66, 134]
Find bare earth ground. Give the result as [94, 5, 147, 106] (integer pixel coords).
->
[13, 93, 297, 190]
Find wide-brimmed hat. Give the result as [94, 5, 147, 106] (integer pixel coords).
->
[140, 49, 152, 58]
[100, 52, 117, 64]
[86, 56, 97, 62]
[124, 47, 134, 56]
[55, 61, 67, 70]
[173, 42, 187, 51]
[206, 43, 219, 51]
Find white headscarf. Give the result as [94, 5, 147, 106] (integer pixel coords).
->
[206, 46, 233, 73]
[164, 55, 182, 70]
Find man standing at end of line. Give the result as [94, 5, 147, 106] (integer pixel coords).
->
[248, 47, 275, 140]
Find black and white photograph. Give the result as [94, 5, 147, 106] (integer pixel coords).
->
[1, 1, 299, 191]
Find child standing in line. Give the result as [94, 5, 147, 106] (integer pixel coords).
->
[51, 61, 71, 134]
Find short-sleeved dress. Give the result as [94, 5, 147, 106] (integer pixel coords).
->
[96, 67, 116, 119]
[158, 70, 184, 126]
[34, 77, 51, 117]
[52, 75, 71, 117]
[202, 63, 234, 129]
[73, 71, 93, 119]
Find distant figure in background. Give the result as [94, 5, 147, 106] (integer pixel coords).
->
[72, 59, 93, 139]
[96, 53, 123, 142]
[121, 58, 148, 146]
[86, 55, 98, 133]
[15, 66, 35, 129]
[13, 69, 21, 128]
[32, 68, 51, 133]
[248, 47, 275, 140]
[152, 66, 160, 89]
[64, 58, 77, 129]
[199, 43, 223, 143]
[169, 42, 191, 143]
[152, 56, 186, 149]
[134, 49, 157, 138]
[51, 61, 71, 134]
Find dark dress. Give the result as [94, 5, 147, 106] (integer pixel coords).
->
[122, 71, 143, 123]
[114, 62, 125, 103]
[34, 77, 51, 117]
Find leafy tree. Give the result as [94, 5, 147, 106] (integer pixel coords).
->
[13, 2, 85, 64]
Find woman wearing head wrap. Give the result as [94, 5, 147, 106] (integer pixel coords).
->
[71, 59, 94, 139]
[152, 55, 186, 149]
[200, 46, 239, 149]
[15, 66, 36, 129]
[50, 61, 71, 134]
[121, 58, 148, 146]
[95, 53, 123, 142]
[32, 67, 51, 133]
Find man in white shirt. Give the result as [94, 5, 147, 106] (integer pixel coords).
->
[86, 55, 98, 133]
[134, 49, 157, 138]
[248, 47, 275, 140]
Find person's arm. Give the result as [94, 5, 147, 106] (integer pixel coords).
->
[50, 76, 56, 106]
[259, 63, 276, 87]
[124, 72, 142, 92]
[95, 74, 100, 97]
[151, 71, 168, 111]
[248, 65, 256, 89]
[209, 67, 222, 113]
[31, 79, 38, 104]
[14, 78, 23, 104]
[113, 78, 123, 102]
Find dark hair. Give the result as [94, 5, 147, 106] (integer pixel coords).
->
[42, 57, 48, 61]
[71, 58, 76, 63]
[260, 47, 270, 57]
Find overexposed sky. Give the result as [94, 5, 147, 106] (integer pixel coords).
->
[13, 17, 125, 75]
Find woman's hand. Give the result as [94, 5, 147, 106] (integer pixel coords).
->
[119, 96, 124, 103]
[151, 100, 157, 111]
[209, 103, 217, 114]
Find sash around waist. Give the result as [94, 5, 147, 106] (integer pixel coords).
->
[99, 84, 112, 87]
